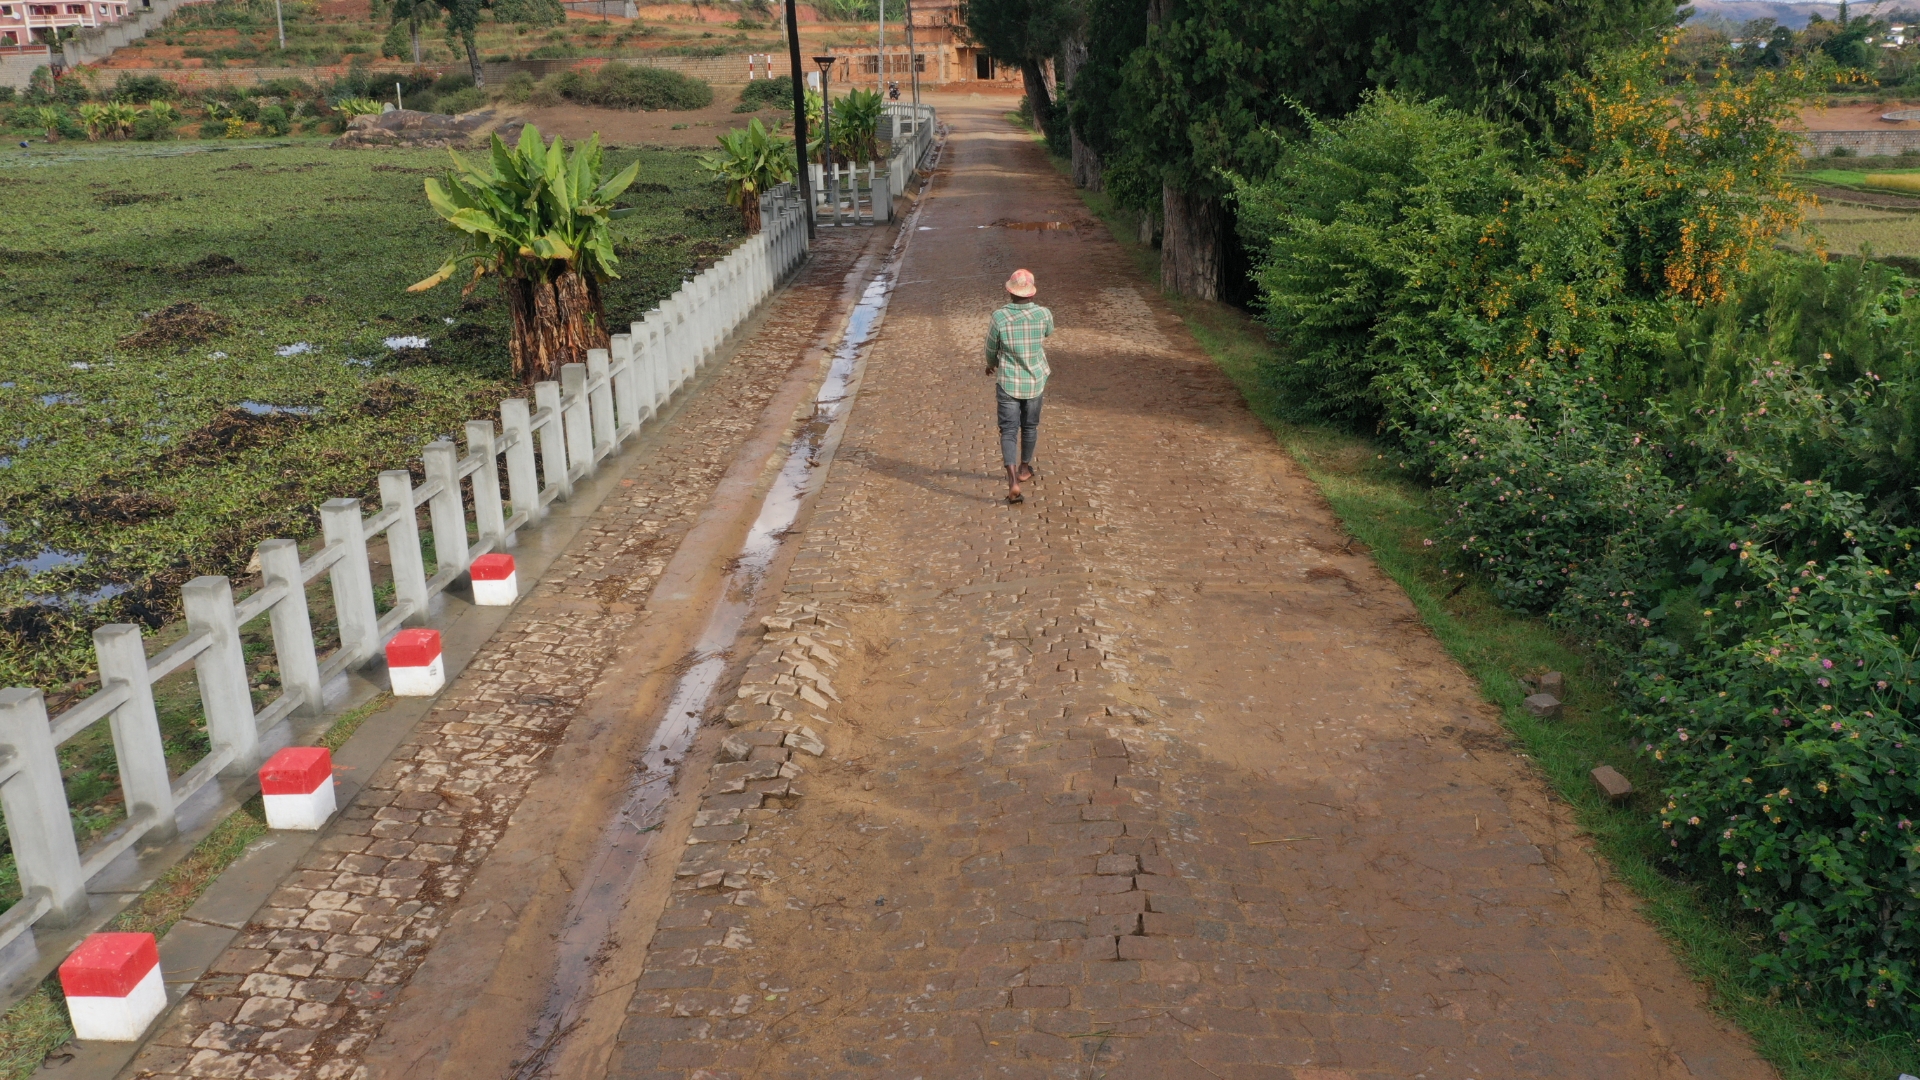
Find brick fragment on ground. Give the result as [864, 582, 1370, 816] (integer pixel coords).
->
[1592, 765, 1635, 802]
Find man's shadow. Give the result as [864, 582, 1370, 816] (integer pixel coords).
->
[854, 451, 1011, 506]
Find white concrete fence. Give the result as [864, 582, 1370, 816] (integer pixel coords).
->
[0, 182, 813, 961]
[808, 102, 937, 227]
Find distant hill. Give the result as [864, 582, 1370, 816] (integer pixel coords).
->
[1686, 1, 1845, 29]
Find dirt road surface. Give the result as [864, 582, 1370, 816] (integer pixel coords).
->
[600, 102, 1778, 1078]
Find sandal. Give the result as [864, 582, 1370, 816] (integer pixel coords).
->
[1007, 491, 1024, 505]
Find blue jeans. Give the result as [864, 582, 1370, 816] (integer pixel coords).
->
[996, 386, 1042, 471]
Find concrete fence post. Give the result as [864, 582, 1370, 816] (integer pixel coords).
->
[319, 498, 379, 666]
[656, 294, 680, 394]
[559, 366, 594, 478]
[672, 287, 695, 387]
[181, 576, 259, 776]
[500, 398, 543, 526]
[586, 349, 616, 452]
[256, 539, 323, 715]
[646, 317, 669, 408]
[466, 421, 507, 548]
[533, 381, 572, 501]
[0, 689, 89, 927]
[875, 170, 892, 224]
[632, 319, 661, 413]
[697, 275, 717, 366]
[422, 441, 470, 575]
[92, 625, 177, 845]
[379, 470, 429, 621]
[610, 332, 644, 429]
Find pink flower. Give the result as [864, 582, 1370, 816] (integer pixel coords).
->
[1822, 659, 1834, 669]
[1818, 678, 1830, 688]
[1832, 722, 1844, 731]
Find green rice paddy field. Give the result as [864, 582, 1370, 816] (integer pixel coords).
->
[0, 134, 739, 891]
[0, 134, 738, 692]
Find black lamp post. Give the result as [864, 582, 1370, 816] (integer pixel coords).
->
[814, 55, 838, 224]
[784, 0, 813, 238]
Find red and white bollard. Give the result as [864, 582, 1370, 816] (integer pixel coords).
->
[60, 933, 165, 1042]
[469, 553, 518, 606]
[386, 628, 444, 697]
[260, 746, 336, 831]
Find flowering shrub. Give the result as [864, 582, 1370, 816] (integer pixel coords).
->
[1240, 43, 1920, 1028]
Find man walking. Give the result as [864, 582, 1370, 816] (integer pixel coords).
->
[984, 268, 1053, 504]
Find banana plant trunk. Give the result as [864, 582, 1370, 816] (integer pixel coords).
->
[503, 268, 609, 384]
[740, 194, 762, 235]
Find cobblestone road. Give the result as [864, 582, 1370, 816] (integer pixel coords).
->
[604, 102, 1777, 1079]
[119, 229, 877, 1080]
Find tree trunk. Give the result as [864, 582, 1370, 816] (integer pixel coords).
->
[503, 268, 609, 384]
[1059, 30, 1101, 191]
[1070, 130, 1102, 192]
[1019, 58, 1056, 146]
[463, 28, 484, 87]
[1161, 184, 1223, 300]
[740, 194, 762, 235]
[409, 19, 421, 64]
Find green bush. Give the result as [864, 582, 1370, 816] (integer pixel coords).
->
[110, 74, 177, 103]
[495, 70, 537, 104]
[533, 63, 713, 111]
[435, 86, 485, 114]
[258, 104, 290, 135]
[381, 20, 411, 59]
[1237, 48, 1920, 1030]
[735, 75, 793, 112]
[132, 106, 178, 141]
[198, 119, 226, 138]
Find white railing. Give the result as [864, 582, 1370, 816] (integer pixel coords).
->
[0, 181, 812, 956]
[808, 102, 937, 226]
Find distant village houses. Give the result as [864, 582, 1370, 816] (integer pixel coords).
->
[0, 0, 130, 48]
[817, 0, 1026, 90]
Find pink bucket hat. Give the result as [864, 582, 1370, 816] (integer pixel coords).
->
[1005, 268, 1037, 298]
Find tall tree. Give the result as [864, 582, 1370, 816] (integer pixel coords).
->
[438, 0, 487, 87]
[390, 0, 436, 65]
[959, 0, 1079, 147]
[1112, 0, 1680, 299]
[1064, 0, 1146, 194]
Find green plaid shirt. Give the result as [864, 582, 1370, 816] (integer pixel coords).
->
[985, 301, 1054, 399]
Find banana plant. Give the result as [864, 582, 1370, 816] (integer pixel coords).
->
[700, 118, 795, 233]
[831, 88, 884, 164]
[146, 101, 178, 127]
[333, 98, 385, 118]
[103, 101, 139, 138]
[30, 106, 63, 141]
[410, 124, 640, 384]
[77, 102, 108, 141]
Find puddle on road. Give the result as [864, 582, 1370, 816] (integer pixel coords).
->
[516, 223, 917, 1075]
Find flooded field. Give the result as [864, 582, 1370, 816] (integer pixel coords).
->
[0, 137, 739, 691]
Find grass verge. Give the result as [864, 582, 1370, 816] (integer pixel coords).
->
[1049, 146, 1920, 1077]
[0, 690, 394, 1078]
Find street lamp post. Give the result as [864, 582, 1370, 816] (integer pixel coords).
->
[784, 0, 813, 238]
[904, 0, 919, 113]
[814, 54, 838, 226]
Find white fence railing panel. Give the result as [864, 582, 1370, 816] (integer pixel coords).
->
[0, 173, 835, 965]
